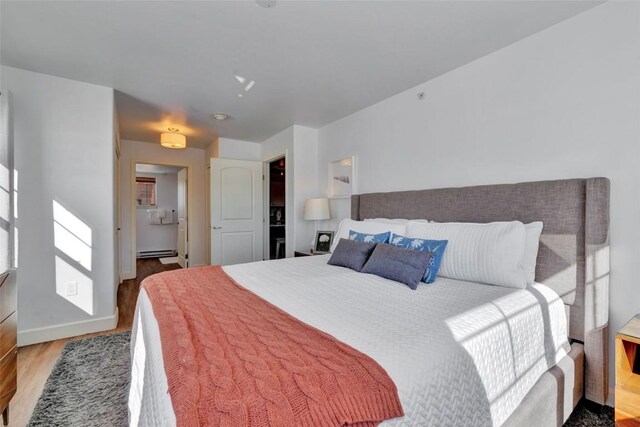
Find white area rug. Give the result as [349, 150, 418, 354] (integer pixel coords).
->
[159, 256, 179, 265]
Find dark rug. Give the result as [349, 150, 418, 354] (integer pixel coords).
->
[27, 332, 131, 427]
[565, 403, 614, 427]
[28, 330, 614, 426]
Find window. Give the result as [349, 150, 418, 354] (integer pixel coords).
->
[136, 177, 156, 207]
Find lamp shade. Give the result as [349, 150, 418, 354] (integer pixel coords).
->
[304, 198, 330, 221]
[160, 129, 186, 149]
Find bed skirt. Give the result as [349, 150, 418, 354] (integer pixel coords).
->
[503, 342, 584, 427]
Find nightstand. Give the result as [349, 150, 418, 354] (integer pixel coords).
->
[616, 314, 640, 426]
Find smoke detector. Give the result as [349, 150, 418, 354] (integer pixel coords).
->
[256, 1, 276, 8]
[213, 112, 228, 121]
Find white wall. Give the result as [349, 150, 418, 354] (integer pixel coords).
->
[135, 172, 178, 254]
[218, 137, 261, 161]
[120, 140, 207, 278]
[205, 138, 219, 161]
[292, 126, 319, 251]
[317, 2, 640, 401]
[1, 66, 117, 345]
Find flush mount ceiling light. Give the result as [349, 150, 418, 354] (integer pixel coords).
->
[160, 127, 186, 149]
[213, 112, 228, 121]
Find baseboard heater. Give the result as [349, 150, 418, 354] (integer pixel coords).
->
[137, 249, 177, 259]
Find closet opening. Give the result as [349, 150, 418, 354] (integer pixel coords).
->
[267, 157, 286, 259]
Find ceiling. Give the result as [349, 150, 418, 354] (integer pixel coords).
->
[1, 1, 602, 149]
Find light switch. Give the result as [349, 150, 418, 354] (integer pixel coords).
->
[65, 281, 78, 296]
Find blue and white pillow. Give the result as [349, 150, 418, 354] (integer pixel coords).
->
[389, 233, 448, 284]
[349, 230, 390, 244]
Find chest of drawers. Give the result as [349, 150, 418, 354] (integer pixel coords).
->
[0, 271, 16, 426]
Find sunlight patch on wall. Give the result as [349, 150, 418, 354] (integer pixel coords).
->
[12, 169, 17, 218]
[0, 163, 10, 273]
[53, 200, 94, 314]
[53, 200, 92, 271]
[12, 169, 17, 267]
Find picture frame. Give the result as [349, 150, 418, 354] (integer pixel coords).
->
[328, 156, 356, 198]
[313, 230, 334, 254]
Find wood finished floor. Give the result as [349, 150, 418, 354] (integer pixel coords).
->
[8, 258, 180, 427]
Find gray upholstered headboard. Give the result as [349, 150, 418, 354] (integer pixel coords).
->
[351, 177, 610, 404]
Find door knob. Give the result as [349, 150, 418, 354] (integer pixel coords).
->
[212, 226, 223, 230]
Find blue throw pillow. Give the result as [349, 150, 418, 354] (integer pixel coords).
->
[348, 230, 390, 244]
[389, 233, 448, 284]
[327, 238, 378, 272]
[361, 244, 434, 290]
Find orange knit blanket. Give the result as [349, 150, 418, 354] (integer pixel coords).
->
[142, 266, 404, 427]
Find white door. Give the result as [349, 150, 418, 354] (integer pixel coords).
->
[211, 159, 263, 265]
[177, 168, 188, 268]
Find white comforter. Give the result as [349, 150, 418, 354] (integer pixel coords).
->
[129, 255, 570, 427]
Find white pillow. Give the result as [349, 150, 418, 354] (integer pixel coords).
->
[406, 220, 527, 288]
[331, 219, 407, 253]
[523, 222, 543, 284]
[364, 218, 410, 224]
[364, 218, 430, 224]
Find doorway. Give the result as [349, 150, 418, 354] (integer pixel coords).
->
[268, 157, 286, 259]
[134, 163, 187, 268]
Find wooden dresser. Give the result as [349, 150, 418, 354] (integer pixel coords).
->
[616, 314, 640, 426]
[0, 271, 16, 426]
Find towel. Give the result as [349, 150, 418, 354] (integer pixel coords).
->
[162, 210, 174, 225]
[148, 209, 164, 225]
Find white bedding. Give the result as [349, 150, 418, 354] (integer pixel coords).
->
[129, 255, 570, 427]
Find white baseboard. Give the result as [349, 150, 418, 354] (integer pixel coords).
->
[17, 309, 119, 347]
[121, 271, 136, 280]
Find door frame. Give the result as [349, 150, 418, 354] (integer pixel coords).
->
[205, 161, 211, 265]
[114, 128, 121, 289]
[176, 167, 188, 268]
[128, 160, 191, 278]
[263, 153, 289, 260]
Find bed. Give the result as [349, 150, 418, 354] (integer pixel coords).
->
[128, 177, 610, 426]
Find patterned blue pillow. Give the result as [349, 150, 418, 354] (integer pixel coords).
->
[348, 230, 391, 244]
[389, 233, 448, 284]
